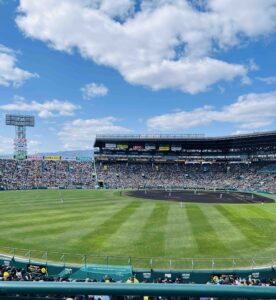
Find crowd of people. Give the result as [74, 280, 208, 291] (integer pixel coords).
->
[97, 161, 276, 193]
[0, 160, 96, 190]
[1, 159, 276, 192]
[1, 262, 276, 300]
[0, 264, 48, 282]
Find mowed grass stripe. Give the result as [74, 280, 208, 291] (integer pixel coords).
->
[0, 197, 118, 211]
[136, 203, 170, 257]
[38, 206, 137, 247]
[97, 202, 157, 256]
[0, 202, 122, 230]
[73, 200, 143, 252]
[0, 197, 115, 220]
[203, 204, 252, 257]
[237, 204, 276, 219]
[201, 205, 253, 252]
[0, 210, 107, 236]
[0, 196, 131, 248]
[215, 205, 275, 248]
[164, 202, 196, 256]
[0, 190, 115, 203]
[0, 194, 124, 215]
[185, 204, 229, 256]
[240, 205, 276, 237]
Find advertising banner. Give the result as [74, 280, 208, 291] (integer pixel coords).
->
[14, 145, 26, 149]
[62, 157, 76, 161]
[27, 155, 43, 160]
[133, 145, 144, 150]
[159, 145, 170, 151]
[117, 144, 128, 150]
[145, 143, 156, 150]
[43, 156, 61, 161]
[171, 145, 182, 151]
[14, 154, 26, 160]
[105, 143, 116, 149]
[14, 138, 27, 143]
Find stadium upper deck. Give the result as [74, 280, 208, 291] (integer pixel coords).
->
[94, 131, 276, 162]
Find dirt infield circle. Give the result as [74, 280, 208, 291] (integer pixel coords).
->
[127, 190, 274, 204]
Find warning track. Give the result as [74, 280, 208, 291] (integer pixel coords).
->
[127, 190, 274, 204]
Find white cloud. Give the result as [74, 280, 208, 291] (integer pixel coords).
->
[126, 58, 247, 93]
[257, 76, 276, 85]
[58, 117, 132, 150]
[99, 0, 135, 19]
[231, 130, 252, 136]
[147, 91, 276, 131]
[15, 0, 276, 94]
[0, 44, 38, 87]
[81, 82, 108, 99]
[0, 99, 80, 118]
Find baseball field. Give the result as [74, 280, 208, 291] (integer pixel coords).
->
[0, 189, 276, 269]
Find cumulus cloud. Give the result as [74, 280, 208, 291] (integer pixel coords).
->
[0, 44, 38, 87]
[15, 0, 276, 94]
[99, 0, 135, 19]
[81, 82, 108, 99]
[147, 91, 276, 131]
[58, 117, 132, 149]
[0, 99, 80, 118]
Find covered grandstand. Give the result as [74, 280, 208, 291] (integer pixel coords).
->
[94, 131, 276, 162]
[1, 132, 276, 191]
[93, 132, 276, 191]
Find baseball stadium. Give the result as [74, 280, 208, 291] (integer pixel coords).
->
[1, 129, 276, 296]
[2, 0, 276, 298]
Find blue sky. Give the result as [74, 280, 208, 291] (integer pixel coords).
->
[0, 0, 276, 153]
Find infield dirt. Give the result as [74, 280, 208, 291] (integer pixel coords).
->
[127, 190, 273, 204]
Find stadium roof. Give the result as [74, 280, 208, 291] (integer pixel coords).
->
[95, 131, 276, 142]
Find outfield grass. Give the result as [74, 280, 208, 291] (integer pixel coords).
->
[0, 189, 276, 269]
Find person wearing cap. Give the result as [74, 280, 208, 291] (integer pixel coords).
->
[126, 276, 139, 283]
[3, 271, 9, 280]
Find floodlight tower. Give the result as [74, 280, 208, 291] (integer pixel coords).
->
[5, 114, 35, 159]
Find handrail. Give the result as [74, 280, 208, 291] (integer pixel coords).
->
[1, 246, 276, 270]
[1, 282, 276, 298]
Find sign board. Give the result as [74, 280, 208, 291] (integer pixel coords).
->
[43, 156, 61, 161]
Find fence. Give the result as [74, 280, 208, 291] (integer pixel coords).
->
[1, 246, 276, 270]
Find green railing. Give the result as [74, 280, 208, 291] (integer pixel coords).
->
[1, 249, 276, 284]
[1, 282, 276, 298]
[1, 246, 276, 270]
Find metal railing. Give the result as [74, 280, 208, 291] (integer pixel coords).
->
[1, 246, 275, 270]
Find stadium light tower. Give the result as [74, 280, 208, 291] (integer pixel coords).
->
[5, 114, 35, 159]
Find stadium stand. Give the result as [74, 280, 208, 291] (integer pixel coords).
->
[1, 159, 276, 192]
[1, 132, 276, 191]
[94, 132, 276, 192]
[0, 160, 97, 190]
[96, 161, 276, 191]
